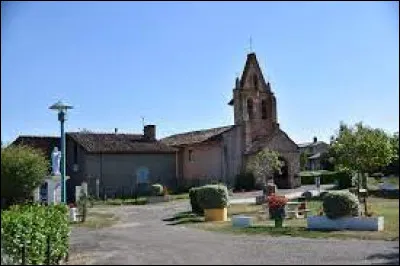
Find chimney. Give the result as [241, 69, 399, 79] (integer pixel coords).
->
[313, 136, 317, 143]
[114, 128, 118, 134]
[144, 125, 156, 141]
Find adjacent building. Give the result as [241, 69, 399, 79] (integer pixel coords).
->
[298, 137, 329, 171]
[13, 126, 178, 201]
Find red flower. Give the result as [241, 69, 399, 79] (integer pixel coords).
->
[267, 194, 288, 209]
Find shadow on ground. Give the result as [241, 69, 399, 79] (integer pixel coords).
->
[162, 211, 204, 225]
[367, 246, 399, 265]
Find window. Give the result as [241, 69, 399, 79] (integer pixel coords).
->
[261, 99, 267, 119]
[188, 149, 193, 162]
[247, 98, 254, 120]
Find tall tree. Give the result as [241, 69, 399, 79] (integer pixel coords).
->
[246, 149, 283, 186]
[329, 122, 396, 213]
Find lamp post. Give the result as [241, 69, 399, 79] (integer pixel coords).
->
[49, 100, 73, 204]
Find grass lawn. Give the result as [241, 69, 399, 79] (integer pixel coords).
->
[90, 193, 190, 206]
[71, 208, 119, 229]
[180, 197, 399, 241]
[368, 176, 399, 188]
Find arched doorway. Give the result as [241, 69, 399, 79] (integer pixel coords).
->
[274, 157, 289, 189]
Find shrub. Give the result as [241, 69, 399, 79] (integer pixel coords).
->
[335, 171, 353, 189]
[299, 171, 352, 188]
[322, 191, 360, 219]
[1, 145, 48, 207]
[189, 187, 203, 215]
[151, 184, 164, 196]
[196, 184, 229, 210]
[1, 204, 69, 264]
[234, 172, 255, 191]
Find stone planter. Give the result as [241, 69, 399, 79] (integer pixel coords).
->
[307, 215, 384, 231]
[204, 208, 228, 222]
[232, 215, 253, 228]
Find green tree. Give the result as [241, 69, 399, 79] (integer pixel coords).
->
[384, 132, 399, 175]
[246, 149, 283, 186]
[1, 145, 49, 207]
[329, 122, 396, 214]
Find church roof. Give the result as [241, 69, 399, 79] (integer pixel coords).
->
[12, 133, 178, 155]
[161, 125, 235, 146]
[67, 132, 178, 154]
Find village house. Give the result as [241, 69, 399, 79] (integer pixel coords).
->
[298, 137, 329, 171]
[13, 126, 178, 201]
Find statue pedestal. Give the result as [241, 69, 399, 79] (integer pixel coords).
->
[33, 175, 70, 204]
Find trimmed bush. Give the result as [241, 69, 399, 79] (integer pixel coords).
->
[299, 171, 352, 188]
[189, 187, 203, 215]
[196, 184, 229, 210]
[234, 172, 255, 191]
[1, 145, 48, 207]
[1, 204, 70, 265]
[151, 184, 164, 196]
[322, 191, 360, 219]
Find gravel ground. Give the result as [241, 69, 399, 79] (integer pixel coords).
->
[68, 201, 399, 265]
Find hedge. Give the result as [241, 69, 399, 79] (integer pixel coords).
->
[234, 172, 255, 191]
[1, 204, 70, 265]
[323, 191, 360, 219]
[189, 187, 203, 215]
[299, 171, 352, 188]
[189, 184, 230, 214]
[196, 184, 229, 210]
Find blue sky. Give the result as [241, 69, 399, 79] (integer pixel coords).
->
[1, 1, 399, 144]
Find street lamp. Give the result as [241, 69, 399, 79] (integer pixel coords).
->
[49, 100, 73, 204]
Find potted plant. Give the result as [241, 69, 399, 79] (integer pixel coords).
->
[267, 194, 288, 228]
[197, 184, 229, 222]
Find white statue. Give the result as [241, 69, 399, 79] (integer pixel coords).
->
[51, 147, 61, 176]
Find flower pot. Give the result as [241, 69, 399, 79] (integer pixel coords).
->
[204, 208, 227, 222]
[269, 207, 286, 220]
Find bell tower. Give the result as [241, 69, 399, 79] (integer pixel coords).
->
[228, 52, 279, 150]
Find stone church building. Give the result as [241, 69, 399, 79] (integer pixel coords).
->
[162, 52, 300, 189]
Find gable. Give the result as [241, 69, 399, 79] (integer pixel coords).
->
[240, 53, 269, 91]
[246, 128, 298, 155]
[264, 129, 299, 152]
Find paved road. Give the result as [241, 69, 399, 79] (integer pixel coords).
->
[68, 201, 398, 265]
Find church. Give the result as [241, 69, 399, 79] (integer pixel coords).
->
[12, 52, 300, 201]
[162, 52, 301, 189]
